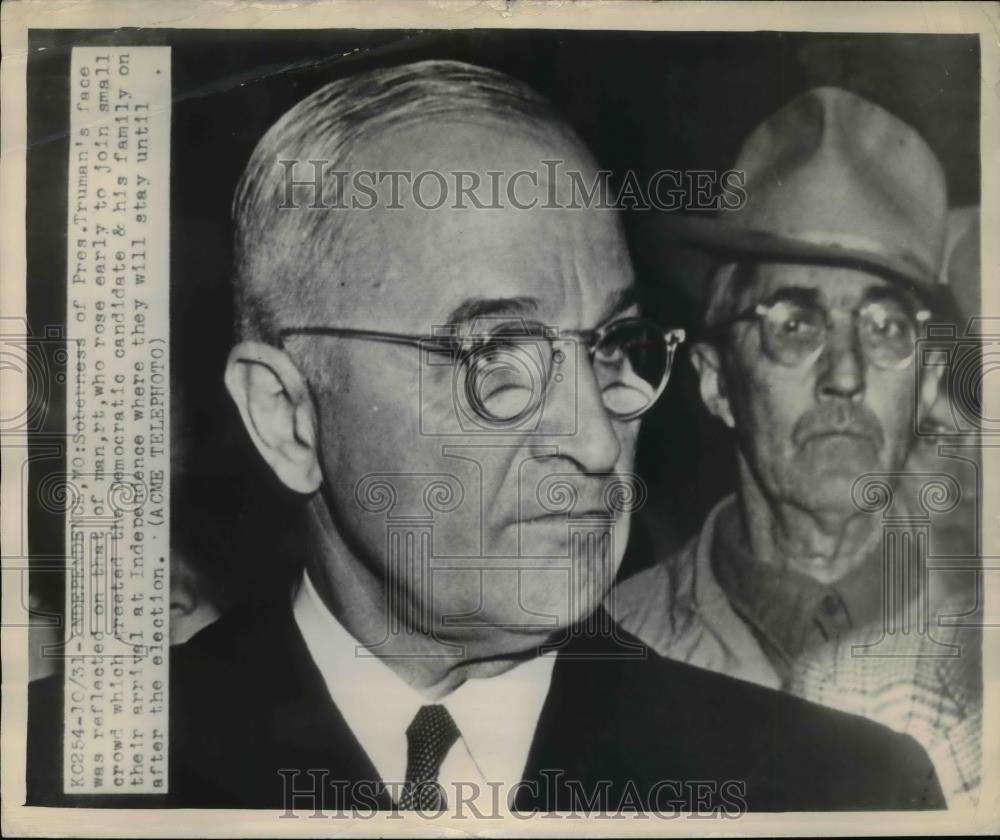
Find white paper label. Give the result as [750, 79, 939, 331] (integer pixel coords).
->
[62, 46, 171, 795]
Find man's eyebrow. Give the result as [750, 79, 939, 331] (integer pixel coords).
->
[864, 284, 923, 310]
[444, 296, 539, 327]
[602, 287, 639, 322]
[767, 286, 822, 307]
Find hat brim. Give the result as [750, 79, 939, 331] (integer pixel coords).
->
[659, 214, 939, 294]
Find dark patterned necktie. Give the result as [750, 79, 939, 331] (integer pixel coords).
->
[397, 704, 460, 811]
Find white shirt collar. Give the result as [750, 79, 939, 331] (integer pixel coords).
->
[292, 570, 556, 794]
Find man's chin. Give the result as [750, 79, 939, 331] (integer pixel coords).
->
[792, 481, 864, 517]
[795, 438, 881, 492]
[780, 468, 870, 522]
[517, 560, 620, 627]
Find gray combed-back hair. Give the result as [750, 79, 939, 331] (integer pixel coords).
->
[231, 59, 578, 344]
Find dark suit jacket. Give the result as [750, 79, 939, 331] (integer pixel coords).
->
[27, 603, 944, 812]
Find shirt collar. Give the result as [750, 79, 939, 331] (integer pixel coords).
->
[292, 570, 555, 792]
[710, 495, 885, 675]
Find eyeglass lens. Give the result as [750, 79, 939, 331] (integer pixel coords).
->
[462, 319, 675, 424]
[759, 300, 922, 370]
[592, 320, 671, 419]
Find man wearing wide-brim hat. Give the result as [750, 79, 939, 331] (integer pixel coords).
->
[610, 87, 982, 807]
[785, 203, 983, 810]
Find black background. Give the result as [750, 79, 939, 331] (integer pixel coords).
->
[26, 28, 981, 611]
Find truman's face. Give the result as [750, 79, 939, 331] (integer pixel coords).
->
[721, 264, 922, 517]
[297, 121, 639, 653]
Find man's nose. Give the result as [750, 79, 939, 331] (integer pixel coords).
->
[815, 318, 866, 402]
[533, 354, 623, 472]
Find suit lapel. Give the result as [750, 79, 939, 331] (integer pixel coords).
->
[170, 604, 392, 808]
[517, 610, 655, 810]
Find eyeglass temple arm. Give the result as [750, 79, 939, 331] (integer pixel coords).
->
[278, 326, 446, 348]
[282, 323, 688, 351]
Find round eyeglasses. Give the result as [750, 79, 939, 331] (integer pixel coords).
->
[707, 296, 930, 370]
[279, 317, 685, 427]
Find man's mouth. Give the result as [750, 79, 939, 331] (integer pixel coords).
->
[518, 508, 618, 524]
[793, 407, 885, 450]
[803, 428, 875, 442]
[516, 507, 620, 526]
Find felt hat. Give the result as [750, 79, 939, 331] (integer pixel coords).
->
[942, 206, 980, 321]
[666, 86, 950, 295]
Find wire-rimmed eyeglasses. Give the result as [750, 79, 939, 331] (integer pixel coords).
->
[705, 295, 930, 370]
[279, 317, 686, 426]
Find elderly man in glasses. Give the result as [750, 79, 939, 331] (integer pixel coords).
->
[785, 206, 985, 809]
[613, 87, 979, 806]
[29, 66, 945, 813]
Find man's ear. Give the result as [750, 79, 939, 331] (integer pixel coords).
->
[224, 341, 322, 493]
[170, 562, 197, 618]
[690, 341, 736, 429]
